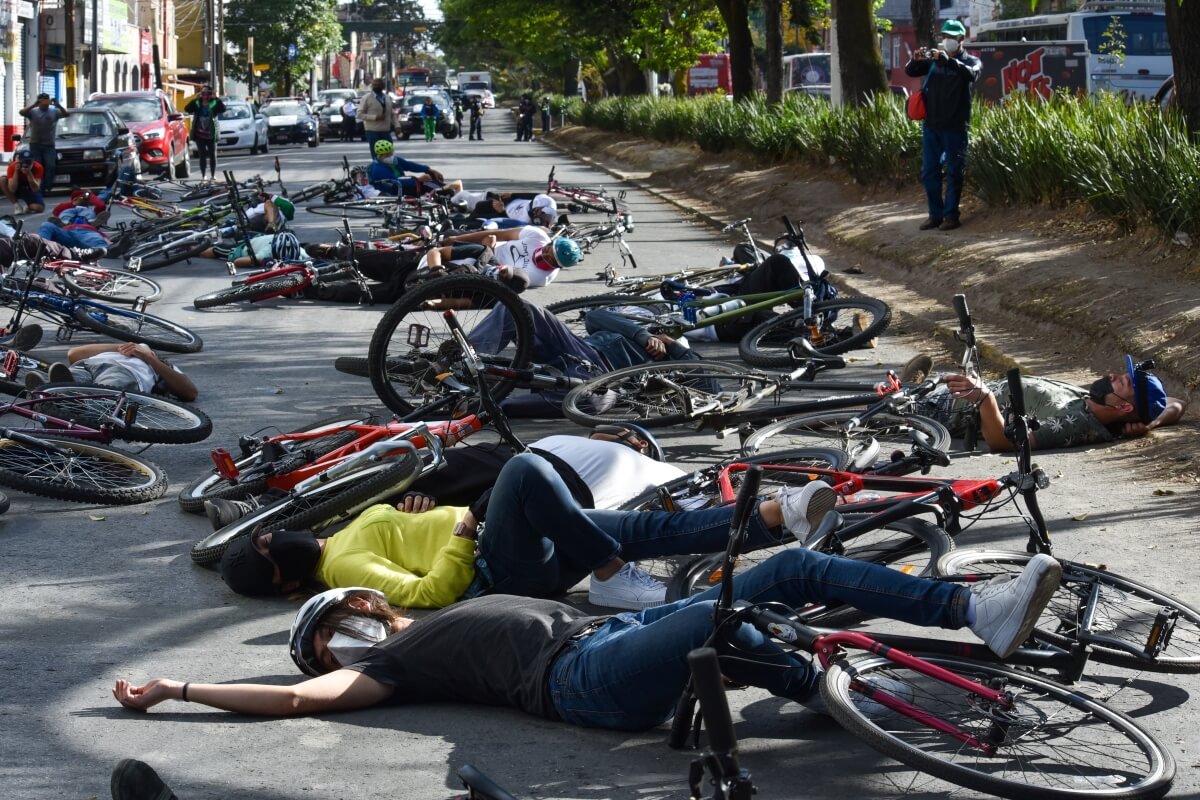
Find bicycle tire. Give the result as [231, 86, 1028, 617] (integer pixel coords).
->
[334, 356, 370, 378]
[738, 297, 893, 366]
[32, 387, 212, 444]
[273, 450, 421, 532]
[193, 274, 307, 309]
[821, 654, 1174, 800]
[58, 266, 163, 305]
[177, 414, 368, 512]
[190, 460, 407, 565]
[126, 237, 214, 271]
[73, 302, 203, 354]
[937, 550, 1200, 674]
[290, 181, 334, 203]
[367, 274, 533, 417]
[306, 203, 390, 219]
[130, 200, 179, 220]
[545, 293, 658, 339]
[559, 191, 615, 213]
[740, 410, 950, 457]
[0, 435, 166, 504]
[666, 516, 952, 604]
[562, 360, 767, 429]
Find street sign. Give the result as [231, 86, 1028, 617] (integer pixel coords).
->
[254, 63, 269, 71]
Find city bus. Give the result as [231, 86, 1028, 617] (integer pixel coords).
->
[973, 0, 1170, 99]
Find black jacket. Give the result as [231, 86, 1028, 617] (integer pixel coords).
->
[905, 51, 981, 130]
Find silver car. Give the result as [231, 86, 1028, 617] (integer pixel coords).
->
[217, 101, 269, 154]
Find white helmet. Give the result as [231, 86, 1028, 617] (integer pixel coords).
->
[289, 586, 386, 676]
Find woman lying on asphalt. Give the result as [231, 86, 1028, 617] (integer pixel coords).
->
[114, 540, 1061, 731]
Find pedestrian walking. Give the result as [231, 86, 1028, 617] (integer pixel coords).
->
[420, 96, 441, 142]
[18, 93, 67, 193]
[183, 86, 226, 182]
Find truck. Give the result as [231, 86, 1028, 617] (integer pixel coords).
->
[457, 71, 493, 92]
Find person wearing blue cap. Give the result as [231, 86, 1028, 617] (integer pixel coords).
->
[924, 357, 1184, 451]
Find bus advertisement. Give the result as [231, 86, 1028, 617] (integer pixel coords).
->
[970, 41, 1089, 102]
[688, 54, 732, 96]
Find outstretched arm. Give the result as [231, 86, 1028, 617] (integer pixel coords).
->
[941, 373, 1020, 452]
[112, 669, 392, 716]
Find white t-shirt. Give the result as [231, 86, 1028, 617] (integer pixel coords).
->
[531, 435, 684, 510]
[79, 351, 173, 394]
[504, 193, 556, 225]
[492, 225, 559, 287]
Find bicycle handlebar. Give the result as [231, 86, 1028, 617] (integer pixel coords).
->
[720, 218, 751, 233]
[689, 647, 738, 758]
[953, 294, 975, 349]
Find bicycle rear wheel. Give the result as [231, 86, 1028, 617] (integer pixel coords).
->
[738, 297, 892, 366]
[126, 236, 214, 271]
[73, 302, 203, 353]
[58, 266, 163, 304]
[937, 550, 1200, 674]
[0, 435, 166, 504]
[821, 654, 1174, 800]
[306, 203, 390, 219]
[545, 293, 657, 338]
[741, 409, 950, 457]
[194, 274, 307, 309]
[562, 361, 765, 429]
[32, 387, 212, 444]
[367, 274, 533, 417]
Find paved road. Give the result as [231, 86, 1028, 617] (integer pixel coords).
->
[3, 113, 1198, 800]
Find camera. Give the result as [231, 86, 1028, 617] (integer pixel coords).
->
[919, 47, 941, 59]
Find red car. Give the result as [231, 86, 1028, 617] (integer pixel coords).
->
[83, 91, 191, 177]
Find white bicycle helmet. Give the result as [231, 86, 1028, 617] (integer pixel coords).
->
[271, 231, 303, 262]
[290, 586, 386, 677]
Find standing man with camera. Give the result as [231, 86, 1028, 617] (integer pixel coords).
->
[905, 20, 980, 231]
[19, 93, 68, 194]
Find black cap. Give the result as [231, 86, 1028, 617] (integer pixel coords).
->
[219, 532, 279, 596]
[36, 93, 50, 100]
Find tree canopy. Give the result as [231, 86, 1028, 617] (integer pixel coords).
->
[225, 0, 345, 93]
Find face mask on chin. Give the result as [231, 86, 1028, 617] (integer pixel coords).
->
[942, 38, 961, 54]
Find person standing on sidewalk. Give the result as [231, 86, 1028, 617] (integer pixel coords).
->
[18, 93, 68, 194]
[905, 20, 980, 232]
[540, 96, 552, 135]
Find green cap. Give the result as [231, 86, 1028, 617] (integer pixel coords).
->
[941, 19, 967, 36]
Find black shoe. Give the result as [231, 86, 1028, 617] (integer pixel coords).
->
[939, 218, 961, 231]
[2, 323, 42, 352]
[23, 370, 47, 390]
[204, 496, 261, 530]
[111, 758, 178, 800]
[47, 362, 74, 383]
[73, 247, 107, 262]
[919, 218, 943, 230]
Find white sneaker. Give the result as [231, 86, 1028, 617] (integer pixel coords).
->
[803, 676, 913, 720]
[969, 553, 1062, 658]
[13, 200, 27, 215]
[588, 562, 666, 610]
[776, 481, 838, 540]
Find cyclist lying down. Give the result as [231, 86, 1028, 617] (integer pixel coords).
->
[114, 501, 1061, 731]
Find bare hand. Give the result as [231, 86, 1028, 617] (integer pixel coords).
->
[428, 169, 445, 184]
[1120, 421, 1152, 438]
[112, 678, 177, 712]
[644, 335, 669, 360]
[942, 372, 989, 402]
[397, 492, 436, 513]
[116, 342, 156, 363]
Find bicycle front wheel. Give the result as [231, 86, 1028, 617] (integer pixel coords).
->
[59, 266, 163, 305]
[367, 274, 533, 417]
[73, 302, 203, 353]
[738, 297, 892, 366]
[821, 654, 1174, 800]
[193, 274, 307, 309]
[32, 387, 212, 444]
[545, 293, 658, 338]
[0, 436, 166, 504]
[937, 550, 1200, 674]
[741, 410, 950, 457]
[126, 236, 214, 271]
[306, 203, 390, 219]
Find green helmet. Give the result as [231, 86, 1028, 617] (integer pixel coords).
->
[272, 196, 295, 221]
[373, 139, 394, 157]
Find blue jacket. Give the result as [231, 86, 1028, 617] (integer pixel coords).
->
[368, 155, 430, 194]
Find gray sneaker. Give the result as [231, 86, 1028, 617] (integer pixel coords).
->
[969, 553, 1062, 658]
[588, 562, 666, 610]
[23, 370, 47, 390]
[777, 480, 838, 540]
[204, 497, 261, 531]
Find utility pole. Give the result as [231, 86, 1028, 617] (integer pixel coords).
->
[90, 0, 99, 94]
[65, 0, 76, 104]
[246, 35, 254, 99]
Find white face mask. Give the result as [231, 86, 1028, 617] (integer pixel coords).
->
[379, 154, 394, 165]
[326, 616, 389, 667]
[942, 38, 961, 54]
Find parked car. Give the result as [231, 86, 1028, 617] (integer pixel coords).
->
[260, 98, 321, 147]
[316, 90, 365, 140]
[460, 82, 495, 108]
[83, 91, 190, 177]
[30, 108, 140, 189]
[396, 89, 460, 140]
[216, 100, 269, 154]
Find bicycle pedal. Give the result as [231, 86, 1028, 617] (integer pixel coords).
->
[226, 261, 238, 276]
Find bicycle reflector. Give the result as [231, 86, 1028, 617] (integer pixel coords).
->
[2, 350, 17, 379]
[211, 447, 240, 480]
[407, 323, 430, 348]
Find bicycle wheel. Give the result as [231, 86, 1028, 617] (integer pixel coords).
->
[193, 274, 307, 309]
[545, 293, 658, 338]
[334, 356, 370, 378]
[190, 459, 415, 565]
[273, 449, 421, 532]
[738, 297, 893, 366]
[821, 654, 1174, 800]
[127, 237, 214, 271]
[367, 274, 533, 417]
[0, 435, 166, 504]
[937, 550, 1200, 674]
[290, 181, 334, 203]
[177, 414, 367, 512]
[58, 266, 163, 305]
[306, 203, 390, 219]
[741, 410, 950, 457]
[130, 199, 179, 220]
[73, 302, 203, 353]
[562, 361, 765, 429]
[666, 516, 951, 603]
[32, 387, 212, 444]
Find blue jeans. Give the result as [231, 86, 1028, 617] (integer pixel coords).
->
[920, 126, 968, 222]
[27, 143, 57, 190]
[480, 453, 787, 597]
[38, 223, 108, 250]
[550, 547, 970, 731]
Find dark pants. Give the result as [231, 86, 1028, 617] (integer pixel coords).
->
[710, 253, 806, 342]
[0, 233, 75, 267]
[541, 111, 551, 133]
[341, 117, 357, 141]
[921, 126, 968, 223]
[27, 143, 56, 192]
[469, 116, 482, 140]
[193, 138, 216, 177]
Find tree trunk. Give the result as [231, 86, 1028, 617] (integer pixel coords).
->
[716, 0, 756, 99]
[834, 0, 888, 105]
[911, 0, 938, 48]
[1165, 0, 1200, 139]
[561, 58, 580, 97]
[765, 0, 784, 103]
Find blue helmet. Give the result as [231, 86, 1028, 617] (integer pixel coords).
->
[553, 236, 582, 267]
[271, 231, 303, 262]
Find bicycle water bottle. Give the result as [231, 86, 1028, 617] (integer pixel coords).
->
[698, 298, 746, 320]
[679, 291, 698, 324]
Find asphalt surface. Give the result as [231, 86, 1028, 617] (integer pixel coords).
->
[3, 113, 1199, 800]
